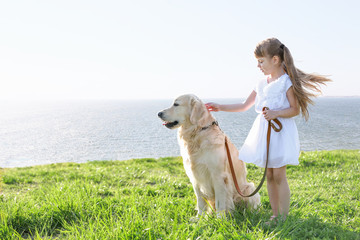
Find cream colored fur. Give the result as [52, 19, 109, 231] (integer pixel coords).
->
[158, 94, 260, 216]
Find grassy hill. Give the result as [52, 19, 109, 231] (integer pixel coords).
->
[0, 150, 359, 239]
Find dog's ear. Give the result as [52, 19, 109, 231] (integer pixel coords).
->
[190, 98, 211, 127]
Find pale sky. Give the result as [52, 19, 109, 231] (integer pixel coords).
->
[1, 0, 359, 100]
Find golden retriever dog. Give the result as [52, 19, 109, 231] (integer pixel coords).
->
[158, 94, 260, 217]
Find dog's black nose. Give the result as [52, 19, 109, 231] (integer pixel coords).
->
[158, 112, 163, 118]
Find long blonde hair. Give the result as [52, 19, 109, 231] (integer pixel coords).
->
[254, 38, 331, 120]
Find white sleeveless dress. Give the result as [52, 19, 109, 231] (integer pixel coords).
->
[239, 73, 300, 168]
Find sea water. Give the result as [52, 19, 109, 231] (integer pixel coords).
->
[0, 97, 359, 168]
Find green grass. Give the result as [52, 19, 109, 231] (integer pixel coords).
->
[0, 150, 359, 239]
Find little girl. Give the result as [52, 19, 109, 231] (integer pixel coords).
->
[206, 38, 330, 224]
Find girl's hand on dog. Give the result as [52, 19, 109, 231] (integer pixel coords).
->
[205, 103, 220, 112]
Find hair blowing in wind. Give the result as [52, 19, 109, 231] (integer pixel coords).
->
[254, 38, 331, 120]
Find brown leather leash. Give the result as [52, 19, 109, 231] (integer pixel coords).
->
[226, 107, 282, 197]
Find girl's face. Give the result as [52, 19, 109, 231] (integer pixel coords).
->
[256, 55, 280, 76]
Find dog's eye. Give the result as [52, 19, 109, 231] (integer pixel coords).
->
[173, 103, 179, 107]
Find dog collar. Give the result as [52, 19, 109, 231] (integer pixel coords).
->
[201, 121, 219, 131]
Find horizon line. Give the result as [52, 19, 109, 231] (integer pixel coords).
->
[0, 95, 359, 102]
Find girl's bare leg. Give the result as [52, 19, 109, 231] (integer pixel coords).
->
[273, 166, 290, 217]
[266, 168, 279, 216]
[267, 166, 290, 218]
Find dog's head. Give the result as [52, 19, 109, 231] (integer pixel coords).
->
[158, 94, 213, 129]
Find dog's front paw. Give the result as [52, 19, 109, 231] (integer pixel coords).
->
[189, 216, 200, 222]
[216, 210, 227, 219]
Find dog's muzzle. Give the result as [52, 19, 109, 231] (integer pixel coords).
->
[158, 111, 179, 129]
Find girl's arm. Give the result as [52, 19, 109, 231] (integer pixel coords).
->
[206, 90, 256, 112]
[263, 87, 300, 120]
